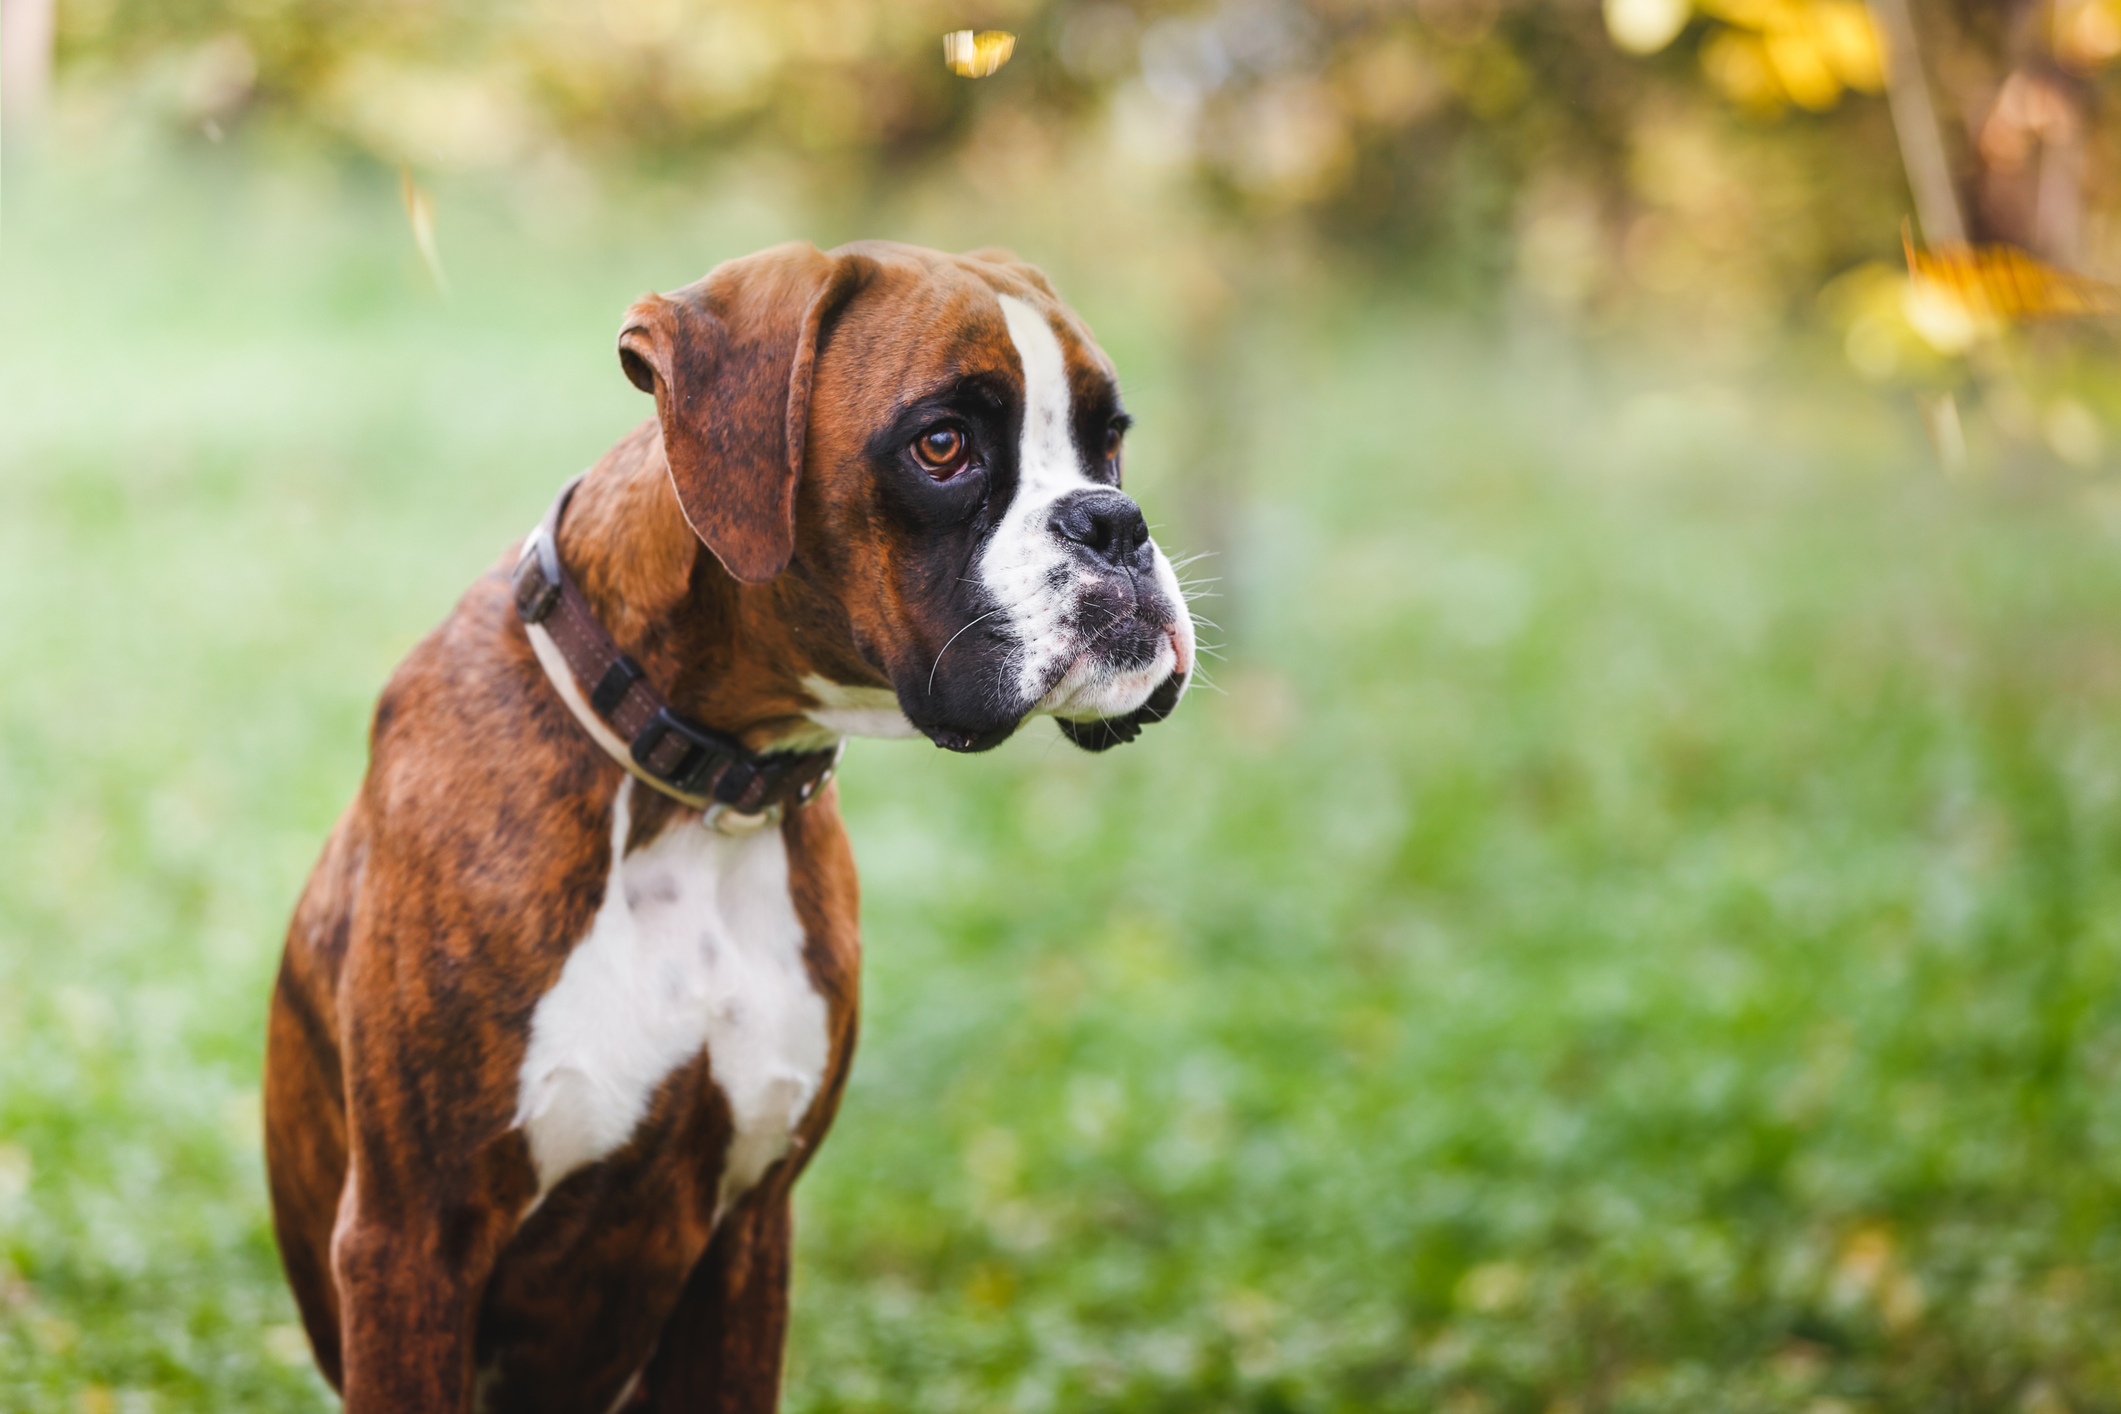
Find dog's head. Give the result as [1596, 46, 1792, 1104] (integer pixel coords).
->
[617, 240, 1195, 753]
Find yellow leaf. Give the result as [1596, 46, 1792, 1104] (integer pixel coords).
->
[1812, 1, 1885, 91]
[1902, 279, 1989, 354]
[2055, 0, 2121, 73]
[944, 30, 1015, 78]
[1701, 29, 1786, 113]
[1903, 225, 2121, 327]
[1763, 24, 1842, 109]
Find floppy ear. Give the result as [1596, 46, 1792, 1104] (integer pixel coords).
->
[617, 243, 867, 584]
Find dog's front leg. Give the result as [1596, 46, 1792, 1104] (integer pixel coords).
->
[330, 1030, 530, 1414]
[330, 1146, 521, 1413]
[640, 1183, 796, 1413]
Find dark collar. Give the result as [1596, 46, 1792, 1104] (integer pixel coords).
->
[511, 475, 840, 819]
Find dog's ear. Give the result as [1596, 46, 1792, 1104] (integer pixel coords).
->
[617, 243, 868, 584]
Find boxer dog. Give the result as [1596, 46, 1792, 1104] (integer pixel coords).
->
[263, 241, 1194, 1413]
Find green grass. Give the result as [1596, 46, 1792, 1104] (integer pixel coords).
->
[6, 149, 2121, 1413]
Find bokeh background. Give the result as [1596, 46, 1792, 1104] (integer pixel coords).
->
[8, 1, 2121, 1410]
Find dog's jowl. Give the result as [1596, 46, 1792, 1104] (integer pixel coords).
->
[263, 243, 1194, 1413]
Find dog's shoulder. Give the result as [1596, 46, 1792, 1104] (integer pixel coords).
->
[353, 565, 617, 957]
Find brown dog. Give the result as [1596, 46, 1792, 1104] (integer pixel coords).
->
[264, 242, 1195, 1412]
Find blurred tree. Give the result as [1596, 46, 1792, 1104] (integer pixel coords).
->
[34, 2, 1909, 287]
[37, 0, 2121, 464]
[1, 0, 56, 153]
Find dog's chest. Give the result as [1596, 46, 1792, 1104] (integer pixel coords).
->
[513, 781, 828, 1217]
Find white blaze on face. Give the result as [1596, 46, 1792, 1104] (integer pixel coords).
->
[982, 294, 1092, 702]
[978, 292, 1194, 719]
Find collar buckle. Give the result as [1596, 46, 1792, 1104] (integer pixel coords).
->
[631, 705, 738, 799]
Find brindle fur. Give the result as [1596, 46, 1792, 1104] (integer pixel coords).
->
[265, 243, 1137, 1413]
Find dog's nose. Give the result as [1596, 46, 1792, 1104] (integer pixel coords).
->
[1048, 489, 1151, 570]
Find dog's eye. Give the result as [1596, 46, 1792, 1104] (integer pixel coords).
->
[911, 424, 970, 479]
[1103, 424, 1124, 460]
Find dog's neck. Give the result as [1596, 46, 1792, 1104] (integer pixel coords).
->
[552, 421, 866, 755]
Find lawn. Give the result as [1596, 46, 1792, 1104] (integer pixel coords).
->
[5, 148, 2121, 1413]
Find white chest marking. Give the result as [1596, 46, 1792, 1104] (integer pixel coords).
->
[513, 779, 829, 1219]
[800, 673, 919, 740]
[982, 294, 1099, 700]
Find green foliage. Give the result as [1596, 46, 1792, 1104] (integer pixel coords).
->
[7, 151, 2121, 1414]
[43, 0, 1929, 301]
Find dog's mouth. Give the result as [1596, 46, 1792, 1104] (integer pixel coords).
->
[910, 578, 1195, 754]
[1028, 595, 1193, 752]
[1032, 617, 1189, 722]
[1054, 665, 1188, 752]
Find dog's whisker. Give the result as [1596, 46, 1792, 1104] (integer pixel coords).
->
[927, 608, 1008, 697]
